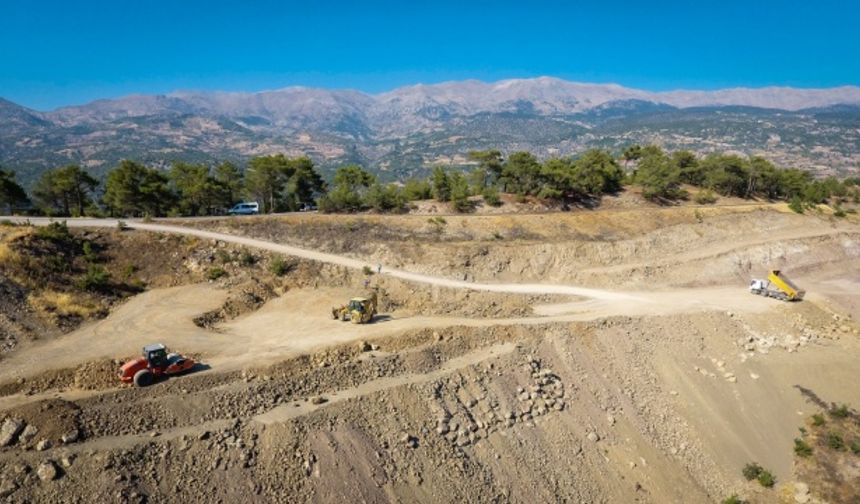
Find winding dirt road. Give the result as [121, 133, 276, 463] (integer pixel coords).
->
[8, 217, 637, 301]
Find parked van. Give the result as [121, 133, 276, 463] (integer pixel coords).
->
[227, 202, 260, 215]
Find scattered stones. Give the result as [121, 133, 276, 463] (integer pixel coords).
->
[0, 479, 18, 498]
[36, 460, 59, 481]
[402, 433, 419, 448]
[19, 424, 38, 444]
[61, 454, 76, 468]
[358, 341, 372, 352]
[0, 417, 24, 447]
[310, 396, 328, 405]
[587, 432, 600, 443]
[61, 428, 80, 444]
[35, 439, 52, 451]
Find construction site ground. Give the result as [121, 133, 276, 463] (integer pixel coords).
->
[1, 203, 859, 503]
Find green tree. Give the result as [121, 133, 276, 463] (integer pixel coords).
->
[449, 172, 473, 212]
[103, 160, 175, 217]
[501, 151, 542, 195]
[701, 154, 750, 197]
[317, 165, 375, 212]
[286, 157, 326, 209]
[467, 149, 504, 189]
[33, 165, 99, 216]
[170, 162, 217, 216]
[537, 158, 575, 200]
[213, 161, 244, 207]
[636, 150, 684, 201]
[672, 150, 702, 186]
[432, 166, 452, 202]
[402, 178, 433, 201]
[365, 183, 406, 212]
[0, 168, 29, 214]
[777, 168, 813, 199]
[573, 149, 624, 195]
[245, 154, 291, 213]
[748, 157, 782, 199]
[622, 144, 643, 169]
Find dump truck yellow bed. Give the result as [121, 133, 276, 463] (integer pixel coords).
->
[767, 270, 805, 301]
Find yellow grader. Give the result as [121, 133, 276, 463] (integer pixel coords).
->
[332, 291, 378, 324]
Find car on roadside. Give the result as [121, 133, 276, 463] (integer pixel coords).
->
[227, 202, 260, 215]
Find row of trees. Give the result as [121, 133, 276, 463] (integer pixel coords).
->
[6, 155, 326, 218]
[2, 146, 858, 217]
[318, 149, 627, 213]
[623, 145, 857, 206]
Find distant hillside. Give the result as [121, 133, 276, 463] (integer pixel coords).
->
[2, 77, 860, 185]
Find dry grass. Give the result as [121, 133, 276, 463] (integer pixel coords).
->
[0, 242, 14, 264]
[28, 290, 99, 318]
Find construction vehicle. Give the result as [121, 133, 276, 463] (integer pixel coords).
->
[749, 270, 805, 301]
[332, 291, 378, 324]
[118, 343, 196, 387]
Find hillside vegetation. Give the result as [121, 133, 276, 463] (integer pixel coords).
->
[3, 145, 859, 219]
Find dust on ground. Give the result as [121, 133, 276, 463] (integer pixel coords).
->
[1, 206, 860, 503]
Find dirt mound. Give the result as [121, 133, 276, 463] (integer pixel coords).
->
[194, 279, 278, 328]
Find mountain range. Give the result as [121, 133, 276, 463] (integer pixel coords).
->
[2, 77, 860, 185]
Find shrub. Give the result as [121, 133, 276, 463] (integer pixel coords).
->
[116, 220, 128, 231]
[834, 207, 847, 218]
[757, 470, 775, 488]
[216, 250, 231, 264]
[77, 265, 110, 291]
[82, 241, 98, 263]
[794, 438, 813, 457]
[812, 414, 826, 426]
[0, 219, 14, 226]
[362, 265, 374, 276]
[830, 404, 851, 419]
[35, 221, 72, 242]
[788, 196, 805, 214]
[850, 439, 860, 455]
[269, 256, 292, 276]
[694, 189, 718, 204]
[742, 462, 763, 481]
[722, 495, 746, 504]
[482, 186, 502, 207]
[427, 216, 447, 235]
[239, 252, 256, 267]
[121, 264, 138, 281]
[207, 267, 227, 281]
[826, 432, 845, 450]
[492, 231, 503, 240]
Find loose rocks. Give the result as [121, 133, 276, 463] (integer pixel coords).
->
[0, 418, 24, 446]
[37, 460, 59, 481]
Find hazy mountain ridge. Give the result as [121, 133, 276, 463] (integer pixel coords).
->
[2, 77, 860, 184]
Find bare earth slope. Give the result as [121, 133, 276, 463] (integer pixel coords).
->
[1, 207, 859, 503]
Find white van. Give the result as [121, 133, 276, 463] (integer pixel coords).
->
[227, 202, 260, 215]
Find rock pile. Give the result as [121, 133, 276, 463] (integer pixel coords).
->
[432, 356, 568, 448]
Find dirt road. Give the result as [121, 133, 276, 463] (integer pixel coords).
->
[6, 217, 637, 301]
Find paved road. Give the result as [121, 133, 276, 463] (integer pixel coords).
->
[5, 217, 637, 301]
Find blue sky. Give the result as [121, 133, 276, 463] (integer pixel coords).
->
[2, 0, 858, 110]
